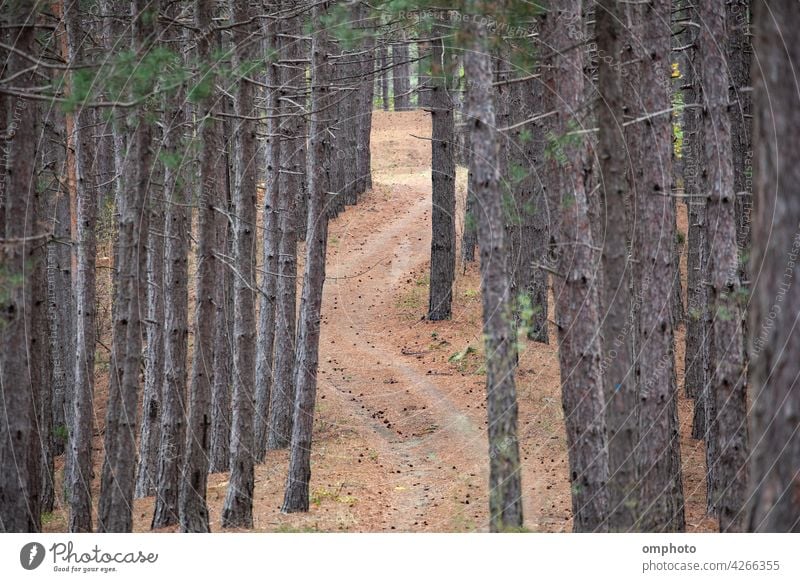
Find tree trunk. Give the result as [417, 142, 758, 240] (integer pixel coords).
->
[282, 2, 332, 512]
[209, 91, 234, 474]
[151, 11, 189, 526]
[698, 0, 749, 532]
[463, 8, 523, 532]
[136, 180, 164, 500]
[392, 35, 411, 111]
[64, 0, 97, 533]
[255, 7, 281, 463]
[747, 0, 800, 533]
[428, 22, 456, 321]
[98, 1, 153, 531]
[34, 103, 55, 515]
[0, 1, 40, 531]
[379, 44, 390, 111]
[541, 2, 609, 532]
[268, 2, 303, 450]
[356, 8, 374, 195]
[630, 0, 685, 532]
[221, 0, 259, 528]
[596, 0, 638, 532]
[461, 171, 477, 265]
[47, 142, 74, 460]
[179, 0, 219, 533]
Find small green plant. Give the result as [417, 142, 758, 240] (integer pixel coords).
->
[53, 424, 69, 442]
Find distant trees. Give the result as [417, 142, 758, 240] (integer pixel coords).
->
[0, 0, 797, 537]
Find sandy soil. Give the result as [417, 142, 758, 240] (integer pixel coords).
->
[43, 110, 715, 533]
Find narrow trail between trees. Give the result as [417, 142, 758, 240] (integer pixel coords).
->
[319, 114, 489, 531]
[81, 110, 713, 533]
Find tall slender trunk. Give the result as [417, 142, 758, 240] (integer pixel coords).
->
[221, 0, 258, 528]
[356, 7, 374, 195]
[282, 2, 332, 511]
[64, 0, 97, 533]
[0, 1, 40, 532]
[32, 124, 54, 514]
[392, 34, 411, 111]
[428, 21, 455, 321]
[151, 9, 189, 526]
[179, 0, 219, 533]
[379, 44, 390, 111]
[747, 0, 800, 532]
[209, 90, 234, 473]
[596, 0, 638, 532]
[46, 125, 74, 460]
[630, 0, 685, 532]
[136, 176, 164, 499]
[541, 2, 609, 532]
[268, 2, 303, 450]
[463, 5, 523, 532]
[680, 0, 708, 440]
[255, 7, 281, 463]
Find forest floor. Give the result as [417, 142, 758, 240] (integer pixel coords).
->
[44, 110, 717, 533]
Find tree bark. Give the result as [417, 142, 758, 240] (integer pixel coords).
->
[0, 0, 40, 531]
[356, 7, 374, 195]
[151, 10, 189, 526]
[379, 44, 390, 111]
[463, 5, 523, 532]
[697, 0, 749, 532]
[596, 0, 638, 532]
[136, 178, 164, 500]
[541, 2, 609, 532]
[392, 34, 411, 111]
[255, 6, 281, 463]
[221, 0, 259, 528]
[282, 1, 332, 512]
[630, 0, 685, 532]
[428, 21, 456, 321]
[64, 0, 97, 533]
[747, 0, 800, 533]
[179, 0, 219, 533]
[268, 1, 303, 450]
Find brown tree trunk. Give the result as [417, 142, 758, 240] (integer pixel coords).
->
[282, 1, 332, 512]
[463, 5, 523, 532]
[392, 34, 411, 111]
[747, 0, 800, 533]
[698, 0, 749, 532]
[221, 0, 259, 528]
[268, 1, 303, 450]
[356, 7, 374, 195]
[179, 0, 219, 533]
[64, 0, 97, 533]
[596, 0, 638, 532]
[0, 1, 40, 531]
[541, 2, 609, 532]
[630, 0, 685, 532]
[379, 44, 390, 111]
[136, 176, 164, 500]
[151, 10, 189, 526]
[428, 21, 456, 321]
[255, 7, 281, 463]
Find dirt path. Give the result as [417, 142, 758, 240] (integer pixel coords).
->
[46, 109, 713, 534]
[318, 113, 490, 531]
